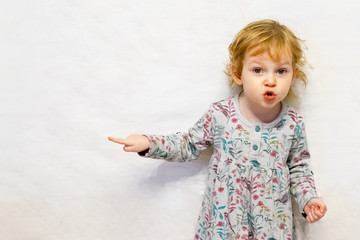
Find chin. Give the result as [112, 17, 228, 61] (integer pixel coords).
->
[261, 101, 281, 109]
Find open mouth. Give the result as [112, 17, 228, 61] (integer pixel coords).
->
[264, 91, 276, 100]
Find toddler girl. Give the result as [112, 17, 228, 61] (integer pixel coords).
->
[109, 19, 327, 240]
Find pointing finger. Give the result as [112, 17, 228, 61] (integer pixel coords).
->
[108, 137, 130, 145]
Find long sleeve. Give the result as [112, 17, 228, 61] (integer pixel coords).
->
[139, 105, 215, 162]
[287, 121, 318, 212]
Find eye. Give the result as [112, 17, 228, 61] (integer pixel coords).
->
[277, 69, 287, 75]
[253, 68, 263, 74]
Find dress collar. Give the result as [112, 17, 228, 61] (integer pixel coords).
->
[232, 93, 288, 129]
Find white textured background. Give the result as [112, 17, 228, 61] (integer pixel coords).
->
[1, 0, 360, 239]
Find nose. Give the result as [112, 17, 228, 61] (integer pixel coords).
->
[264, 73, 276, 87]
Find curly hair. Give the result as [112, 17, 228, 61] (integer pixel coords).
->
[225, 19, 309, 100]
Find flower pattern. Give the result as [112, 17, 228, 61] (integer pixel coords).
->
[141, 95, 318, 240]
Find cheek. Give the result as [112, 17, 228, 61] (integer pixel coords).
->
[242, 82, 258, 94]
[280, 81, 293, 96]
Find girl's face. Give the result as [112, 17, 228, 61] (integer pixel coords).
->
[233, 49, 296, 111]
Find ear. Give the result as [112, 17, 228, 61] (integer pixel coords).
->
[232, 65, 242, 86]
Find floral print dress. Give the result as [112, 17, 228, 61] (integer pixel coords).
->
[140, 95, 318, 240]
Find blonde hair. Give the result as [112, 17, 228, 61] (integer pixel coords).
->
[225, 19, 309, 100]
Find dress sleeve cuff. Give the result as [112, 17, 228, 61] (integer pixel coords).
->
[299, 193, 318, 212]
[137, 135, 152, 157]
[138, 148, 149, 156]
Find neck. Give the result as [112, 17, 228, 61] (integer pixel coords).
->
[238, 93, 281, 123]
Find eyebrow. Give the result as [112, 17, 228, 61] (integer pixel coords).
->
[276, 62, 291, 67]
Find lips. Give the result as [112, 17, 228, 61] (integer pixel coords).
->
[264, 91, 276, 100]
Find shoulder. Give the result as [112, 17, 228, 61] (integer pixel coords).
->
[208, 96, 237, 120]
[281, 104, 308, 139]
[210, 96, 234, 107]
[283, 105, 306, 125]
[209, 95, 238, 112]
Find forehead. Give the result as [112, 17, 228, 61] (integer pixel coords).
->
[245, 45, 292, 64]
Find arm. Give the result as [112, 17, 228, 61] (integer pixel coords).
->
[287, 122, 321, 218]
[109, 105, 215, 162]
[141, 106, 215, 162]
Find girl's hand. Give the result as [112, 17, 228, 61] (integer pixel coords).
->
[304, 198, 327, 223]
[108, 134, 150, 153]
